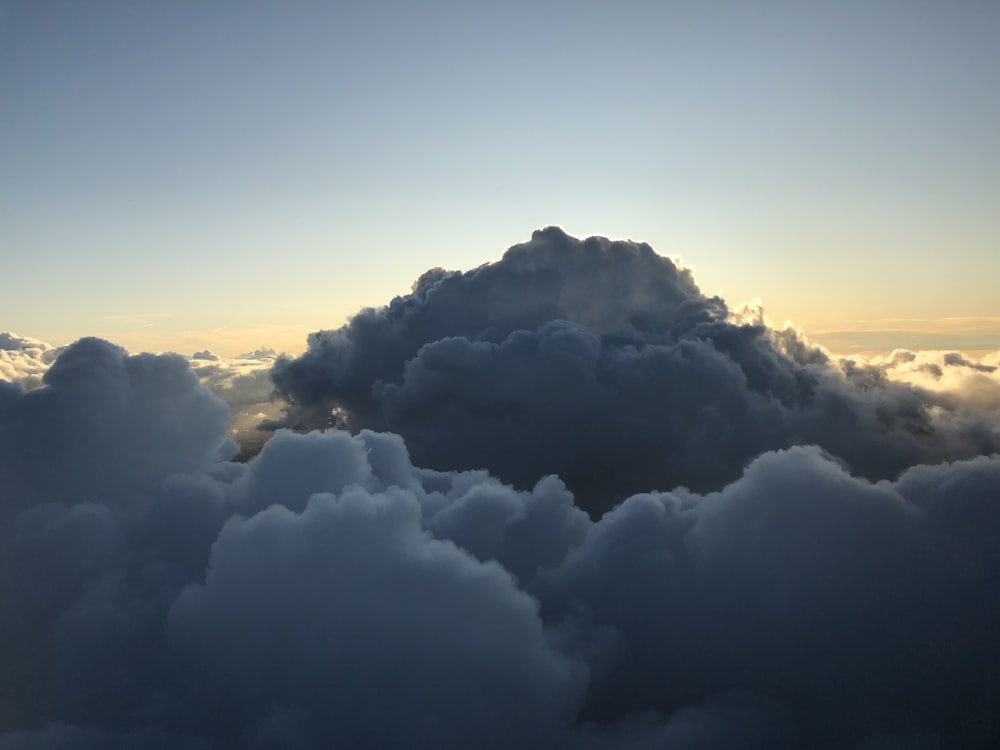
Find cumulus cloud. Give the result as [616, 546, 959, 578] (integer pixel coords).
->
[3, 336, 1000, 748]
[0, 335, 283, 460]
[169, 488, 583, 750]
[0, 338, 236, 515]
[0, 343, 586, 748]
[863, 348, 1000, 412]
[0, 333, 60, 389]
[271, 228, 1000, 513]
[4, 231, 1000, 748]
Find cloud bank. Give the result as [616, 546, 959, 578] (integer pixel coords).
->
[272, 227, 999, 513]
[3, 230, 1000, 748]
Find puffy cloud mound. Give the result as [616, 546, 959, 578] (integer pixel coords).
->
[3, 337, 1000, 749]
[271, 228, 1000, 513]
[542, 446, 1000, 748]
[0, 338, 236, 514]
[0, 342, 586, 749]
[0, 336, 283, 460]
[169, 488, 583, 750]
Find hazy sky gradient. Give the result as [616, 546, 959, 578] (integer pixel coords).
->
[2, 0, 998, 355]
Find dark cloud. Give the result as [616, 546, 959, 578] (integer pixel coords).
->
[537, 446, 1000, 748]
[1, 336, 282, 466]
[272, 227, 722, 431]
[3, 236, 1000, 748]
[169, 487, 583, 750]
[0, 338, 235, 517]
[0, 343, 589, 748]
[272, 228, 1000, 513]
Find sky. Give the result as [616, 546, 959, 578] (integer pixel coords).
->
[2, 0, 999, 356]
[4, 6, 1000, 744]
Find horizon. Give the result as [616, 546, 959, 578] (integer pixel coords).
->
[8, 226, 1000, 359]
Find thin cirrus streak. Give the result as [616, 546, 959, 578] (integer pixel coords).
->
[1, 230, 1000, 749]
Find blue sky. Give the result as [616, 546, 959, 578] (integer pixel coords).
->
[2, 0, 999, 355]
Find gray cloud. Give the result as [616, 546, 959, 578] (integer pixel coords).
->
[169, 486, 583, 749]
[271, 228, 1000, 513]
[0, 338, 235, 516]
[538, 445, 1000, 748]
[3, 234, 1000, 748]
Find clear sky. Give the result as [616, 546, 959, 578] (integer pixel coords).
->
[2, 0, 999, 356]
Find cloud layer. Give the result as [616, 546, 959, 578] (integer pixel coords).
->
[0, 350, 998, 746]
[3, 231, 1000, 748]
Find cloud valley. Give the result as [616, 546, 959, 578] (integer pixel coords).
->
[2, 229, 1000, 749]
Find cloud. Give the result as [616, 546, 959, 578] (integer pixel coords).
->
[188, 347, 278, 410]
[0, 334, 284, 460]
[271, 228, 1000, 514]
[0, 332, 60, 389]
[0, 338, 236, 515]
[3, 337, 1000, 748]
[864, 348, 1000, 412]
[185, 347, 283, 457]
[0, 343, 587, 748]
[0, 333, 52, 353]
[539, 445, 1000, 748]
[169, 487, 583, 749]
[4, 231, 1000, 748]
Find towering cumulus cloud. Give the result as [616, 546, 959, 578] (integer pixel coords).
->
[3, 234, 1000, 748]
[272, 228, 999, 513]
